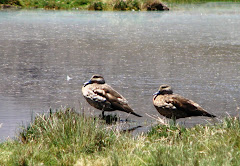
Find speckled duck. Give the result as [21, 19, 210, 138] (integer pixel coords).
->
[153, 84, 216, 120]
[82, 75, 142, 117]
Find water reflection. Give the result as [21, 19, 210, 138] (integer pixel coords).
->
[0, 3, 240, 141]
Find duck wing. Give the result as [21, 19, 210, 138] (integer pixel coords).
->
[153, 95, 177, 110]
[93, 84, 128, 106]
[93, 84, 142, 117]
[171, 94, 215, 117]
[82, 85, 107, 103]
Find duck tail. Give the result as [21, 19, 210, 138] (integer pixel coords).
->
[131, 111, 142, 117]
[205, 112, 216, 118]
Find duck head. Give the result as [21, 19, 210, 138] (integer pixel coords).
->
[83, 74, 106, 87]
[153, 84, 173, 96]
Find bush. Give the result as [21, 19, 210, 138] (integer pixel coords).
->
[16, 0, 91, 9]
[143, 0, 169, 10]
[113, 0, 141, 10]
[113, 0, 128, 10]
[88, 1, 105, 10]
[0, 0, 21, 5]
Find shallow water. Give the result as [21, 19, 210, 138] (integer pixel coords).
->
[0, 2, 240, 141]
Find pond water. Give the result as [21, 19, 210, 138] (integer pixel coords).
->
[0, 2, 240, 141]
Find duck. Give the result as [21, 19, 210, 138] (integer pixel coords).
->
[82, 74, 142, 117]
[153, 84, 216, 120]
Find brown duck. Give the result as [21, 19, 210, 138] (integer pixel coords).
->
[153, 84, 216, 120]
[82, 75, 142, 117]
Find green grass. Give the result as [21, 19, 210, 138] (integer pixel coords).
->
[164, 0, 240, 3]
[1, 0, 240, 10]
[0, 108, 240, 165]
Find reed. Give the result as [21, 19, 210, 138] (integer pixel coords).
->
[0, 108, 240, 165]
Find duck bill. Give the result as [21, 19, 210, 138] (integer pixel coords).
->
[153, 91, 160, 96]
[83, 80, 92, 87]
[153, 91, 160, 100]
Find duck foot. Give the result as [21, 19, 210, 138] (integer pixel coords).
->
[99, 112, 119, 124]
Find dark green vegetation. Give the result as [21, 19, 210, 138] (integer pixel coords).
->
[0, 108, 240, 165]
[1, 0, 240, 10]
[0, 0, 167, 10]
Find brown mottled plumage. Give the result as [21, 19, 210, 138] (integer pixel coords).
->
[153, 85, 216, 119]
[82, 75, 142, 117]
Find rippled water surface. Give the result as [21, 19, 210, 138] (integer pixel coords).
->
[0, 2, 240, 141]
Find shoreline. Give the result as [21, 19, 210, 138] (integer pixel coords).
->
[1, 0, 239, 11]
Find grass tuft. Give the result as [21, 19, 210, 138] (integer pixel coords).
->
[1, 109, 240, 165]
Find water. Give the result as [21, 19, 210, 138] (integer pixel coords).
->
[0, 2, 240, 141]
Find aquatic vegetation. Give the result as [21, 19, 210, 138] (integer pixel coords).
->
[0, 108, 240, 165]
